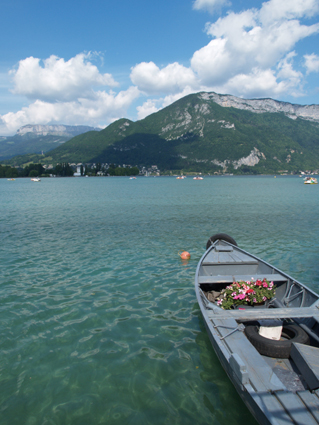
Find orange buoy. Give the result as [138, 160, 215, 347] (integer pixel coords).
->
[178, 250, 191, 260]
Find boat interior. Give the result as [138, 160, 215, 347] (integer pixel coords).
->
[198, 242, 319, 310]
[197, 242, 319, 396]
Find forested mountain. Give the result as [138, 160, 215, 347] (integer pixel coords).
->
[0, 125, 99, 160]
[3, 92, 319, 174]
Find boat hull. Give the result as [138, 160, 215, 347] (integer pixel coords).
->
[195, 235, 319, 425]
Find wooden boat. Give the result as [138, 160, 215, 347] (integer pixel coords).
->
[195, 233, 319, 425]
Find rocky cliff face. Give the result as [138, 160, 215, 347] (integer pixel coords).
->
[16, 124, 99, 137]
[200, 92, 319, 122]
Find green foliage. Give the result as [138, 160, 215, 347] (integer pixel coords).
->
[54, 163, 74, 177]
[29, 169, 39, 177]
[0, 134, 71, 160]
[22, 163, 45, 177]
[0, 165, 18, 178]
[0, 126, 98, 160]
[0, 163, 45, 178]
[217, 279, 276, 310]
[107, 166, 139, 176]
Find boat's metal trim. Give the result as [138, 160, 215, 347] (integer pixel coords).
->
[214, 323, 245, 340]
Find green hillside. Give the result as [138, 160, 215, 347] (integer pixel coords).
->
[0, 125, 99, 160]
[3, 92, 319, 173]
[0, 134, 69, 160]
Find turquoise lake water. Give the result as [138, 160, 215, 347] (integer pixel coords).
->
[1, 175, 319, 425]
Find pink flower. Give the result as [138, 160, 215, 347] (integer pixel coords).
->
[263, 282, 268, 288]
[263, 296, 267, 301]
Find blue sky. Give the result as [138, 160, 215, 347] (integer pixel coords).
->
[1, 0, 319, 135]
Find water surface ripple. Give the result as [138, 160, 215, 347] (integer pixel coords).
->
[1, 176, 318, 425]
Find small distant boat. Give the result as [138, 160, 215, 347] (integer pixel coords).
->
[129, 177, 136, 180]
[196, 233, 319, 425]
[193, 176, 203, 180]
[304, 177, 318, 184]
[7, 178, 15, 181]
[31, 177, 41, 182]
[176, 176, 186, 179]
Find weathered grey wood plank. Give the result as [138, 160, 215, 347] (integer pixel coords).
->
[247, 387, 298, 425]
[202, 251, 220, 264]
[297, 391, 319, 422]
[291, 343, 319, 391]
[202, 249, 258, 265]
[218, 251, 237, 264]
[229, 250, 257, 263]
[275, 391, 319, 425]
[212, 318, 285, 392]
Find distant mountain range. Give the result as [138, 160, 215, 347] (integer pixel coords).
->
[2, 92, 319, 174]
[0, 124, 100, 160]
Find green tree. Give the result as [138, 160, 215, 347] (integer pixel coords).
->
[29, 170, 39, 177]
[5, 167, 18, 178]
[21, 163, 45, 177]
[54, 163, 74, 176]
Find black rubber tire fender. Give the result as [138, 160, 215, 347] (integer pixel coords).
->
[206, 233, 238, 250]
[244, 323, 310, 359]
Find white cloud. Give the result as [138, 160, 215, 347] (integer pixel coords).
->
[130, 0, 319, 118]
[203, 9, 319, 72]
[259, 0, 319, 25]
[216, 69, 281, 98]
[137, 99, 159, 120]
[137, 87, 196, 120]
[193, 0, 231, 14]
[0, 86, 140, 135]
[2, 0, 319, 134]
[304, 53, 319, 73]
[0, 52, 141, 135]
[130, 0, 319, 111]
[11, 53, 118, 102]
[191, 38, 232, 85]
[130, 61, 198, 94]
[161, 87, 198, 108]
[214, 65, 303, 99]
[190, 2, 319, 96]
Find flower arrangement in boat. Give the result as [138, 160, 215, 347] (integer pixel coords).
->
[217, 278, 276, 310]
